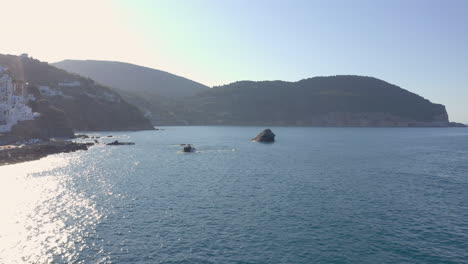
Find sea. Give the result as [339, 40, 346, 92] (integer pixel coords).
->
[0, 127, 467, 264]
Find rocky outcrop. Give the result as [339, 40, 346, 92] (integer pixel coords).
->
[74, 134, 90, 139]
[182, 144, 196, 152]
[253, 129, 276, 142]
[0, 141, 93, 166]
[106, 140, 135, 146]
[448, 122, 466, 127]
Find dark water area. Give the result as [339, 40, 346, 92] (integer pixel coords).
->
[1, 127, 467, 263]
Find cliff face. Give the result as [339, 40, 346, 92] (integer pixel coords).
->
[163, 76, 450, 127]
[0, 54, 153, 134]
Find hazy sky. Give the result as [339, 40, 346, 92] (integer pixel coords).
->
[2, 0, 467, 122]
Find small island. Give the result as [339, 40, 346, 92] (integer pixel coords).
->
[253, 129, 276, 142]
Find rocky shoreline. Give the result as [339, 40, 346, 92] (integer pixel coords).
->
[0, 141, 93, 166]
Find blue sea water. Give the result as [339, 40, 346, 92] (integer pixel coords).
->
[0, 127, 467, 264]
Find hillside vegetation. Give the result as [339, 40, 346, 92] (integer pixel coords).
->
[174, 76, 449, 126]
[0, 54, 153, 134]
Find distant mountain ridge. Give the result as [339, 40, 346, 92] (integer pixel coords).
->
[53, 60, 209, 98]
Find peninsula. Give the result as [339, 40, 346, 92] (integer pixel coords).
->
[53, 60, 465, 127]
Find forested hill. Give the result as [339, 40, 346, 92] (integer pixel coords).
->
[169, 75, 452, 126]
[51, 58, 457, 127]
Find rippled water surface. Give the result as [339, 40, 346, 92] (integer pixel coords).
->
[1, 127, 467, 263]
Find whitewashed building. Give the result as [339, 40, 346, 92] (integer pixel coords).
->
[0, 66, 38, 133]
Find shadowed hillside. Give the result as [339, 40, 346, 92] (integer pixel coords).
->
[0, 54, 153, 133]
[169, 76, 451, 127]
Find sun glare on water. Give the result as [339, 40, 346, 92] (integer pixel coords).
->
[0, 156, 102, 263]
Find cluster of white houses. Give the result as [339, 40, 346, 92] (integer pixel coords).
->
[0, 66, 38, 133]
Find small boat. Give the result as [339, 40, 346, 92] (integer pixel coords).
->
[183, 144, 196, 153]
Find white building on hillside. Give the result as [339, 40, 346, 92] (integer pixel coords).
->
[0, 66, 38, 133]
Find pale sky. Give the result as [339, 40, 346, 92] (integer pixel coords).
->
[1, 0, 467, 122]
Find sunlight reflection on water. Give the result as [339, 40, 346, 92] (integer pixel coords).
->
[0, 156, 102, 263]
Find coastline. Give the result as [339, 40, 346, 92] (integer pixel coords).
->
[2, 125, 466, 166]
[0, 141, 93, 166]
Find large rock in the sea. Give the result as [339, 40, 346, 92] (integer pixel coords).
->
[182, 144, 196, 152]
[106, 140, 135, 146]
[253, 129, 275, 142]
